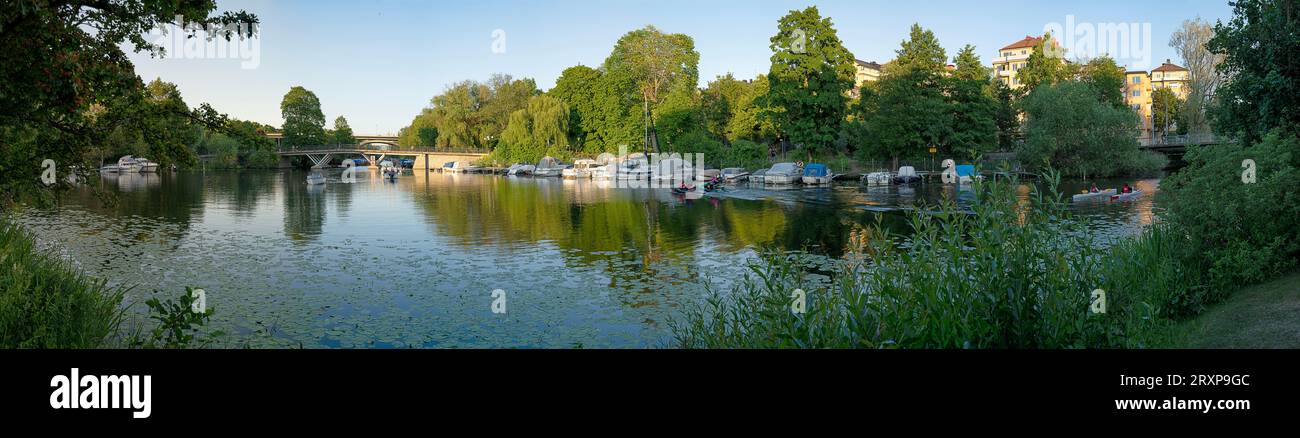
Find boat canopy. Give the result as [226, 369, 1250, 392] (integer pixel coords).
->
[769, 163, 798, 174]
[956, 165, 976, 177]
[803, 163, 829, 177]
[898, 166, 917, 177]
[538, 156, 560, 169]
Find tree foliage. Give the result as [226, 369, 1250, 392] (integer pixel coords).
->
[766, 6, 856, 159]
[332, 116, 355, 145]
[1019, 81, 1148, 178]
[1170, 17, 1225, 135]
[1208, 0, 1300, 143]
[0, 0, 257, 204]
[280, 86, 327, 147]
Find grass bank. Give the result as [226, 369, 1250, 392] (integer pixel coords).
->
[0, 220, 125, 348]
[1167, 272, 1300, 349]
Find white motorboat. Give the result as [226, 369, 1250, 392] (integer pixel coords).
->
[1072, 189, 1117, 202]
[750, 168, 768, 183]
[136, 158, 159, 173]
[764, 162, 803, 184]
[616, 154, 651, 180]
[721, 168, 749, 181]
[563, 159, 599, 179]
[653, 156, 693, 182]
[306, 173, 326, 185]
[893, 166, 921, 184]
[445, 161, 480, 173]
[863, 171, 891, 185]
[116, 156, 142, 173]
[534, 156, 564, 177]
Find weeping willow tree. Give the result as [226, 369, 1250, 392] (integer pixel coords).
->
[495, 95, 570, 163]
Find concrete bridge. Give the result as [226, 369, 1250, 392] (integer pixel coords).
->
[264, 133, 404, 149]
[276, 145, 489, 170]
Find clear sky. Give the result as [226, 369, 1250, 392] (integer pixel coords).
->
[127, 0, 1236, 135]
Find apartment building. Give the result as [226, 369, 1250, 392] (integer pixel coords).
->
[992, 35, 1042, 89]
[1124, 59, 1190, 141]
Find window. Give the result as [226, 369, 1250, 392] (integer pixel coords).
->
[1132, 104, 1141, 111]
[1131, 76, 1142, 84]
[1132, 90, 1141, 97]
[1021, 50, 1027, 55]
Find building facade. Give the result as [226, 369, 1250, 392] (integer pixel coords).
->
[1124, 59, 1190, 142]
[992, 36, 1041, 89]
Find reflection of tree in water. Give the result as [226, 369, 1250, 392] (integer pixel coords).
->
[281, 172, 325, 242]
[217, 171, 276, 218]
[777, 203, 854, 258]
[67, 172, 204, 245]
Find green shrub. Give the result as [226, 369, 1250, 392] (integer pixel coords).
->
[0, 221, 125, 348]
[1160, 129, 1300, 294]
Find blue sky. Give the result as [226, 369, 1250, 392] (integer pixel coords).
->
[127, 0, 1235, 135]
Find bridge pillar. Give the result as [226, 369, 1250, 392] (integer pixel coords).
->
[307, 153, 333, 168]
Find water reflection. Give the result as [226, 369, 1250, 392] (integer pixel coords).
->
[13, 170, 1163, 348]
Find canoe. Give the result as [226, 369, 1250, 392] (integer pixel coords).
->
[1110, 190, 1142, 201]
[1072, 189, 1117, 202]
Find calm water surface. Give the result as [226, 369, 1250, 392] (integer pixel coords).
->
[14, 169, 1162, 348]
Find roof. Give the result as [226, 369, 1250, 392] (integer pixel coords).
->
[855, 59, 882, 70]
[1152, 59, 1188, 72]
[1001, 36, 1042, 51]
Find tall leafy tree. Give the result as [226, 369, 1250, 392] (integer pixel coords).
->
[332, 116, 355, 145]
[604, 26, 699, 154]
[1151, 88, 1184, 137]
[1019, 81, 1142, 178]
[280, 86, 327, 147]
[417, 127, 439, 148]
[766, 6, 856, 160]
[1208, 0, 1300, 143]
[1016, 33, 1074, 93]
[858, 24, 951, 169]
[946, 45, 998, 159]
[1080, 56, 1127, 109]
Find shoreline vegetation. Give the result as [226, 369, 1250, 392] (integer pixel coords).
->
[0, 221, 215, 349]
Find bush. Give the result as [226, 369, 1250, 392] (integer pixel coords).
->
[672, 173, 1185, 348]
[1160, 130, 1300, 294]
[1019, 81, 1144, 178]
[725, 139, 769, 170]
[0, 221, 125, 348]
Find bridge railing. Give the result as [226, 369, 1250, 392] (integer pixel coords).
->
[277, 144, 491, 154]
[1142, 133, 1223, 147]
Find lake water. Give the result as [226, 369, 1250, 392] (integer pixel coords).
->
[13, 169, 1162, 348]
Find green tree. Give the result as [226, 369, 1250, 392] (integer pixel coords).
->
[604, 26, 700, 154]
[1019, 81, 1144, 178]
[766, 6, 856, 160]
[332, 116, 355, 145]
[726, 75, 778, 145]
[891, 24, 948, 74]
[1016, 33, 1073, 93]
[280, 86, 327, 147]
[858, 24, 951, 169]
[418, 127, 439, 148]
[1151, 88, 1184, 137]
[1080, 56, 1128, 109]
[1208, 0, 1300, 143]
[946, 45, 998, 159]
[992, 81, 1021, 150]
[495, 95, 570, 162]
[701, 74, 751, 141]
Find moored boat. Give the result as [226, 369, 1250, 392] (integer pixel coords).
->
[721, 167, 749, 181]
[892, 166, 921, 184]
[306, 173, 326, 185]
[801, 164, 835, 185]
[563, 159, 599, 179]
[695, 169, 722, 182]
[764, 162, 803, 184]
[863, 171, 891, 185]
[534, 156, 564, 177]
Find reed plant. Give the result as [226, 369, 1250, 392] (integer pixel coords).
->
[672, 172, 1191, 348]
[0, 221, 126, 348]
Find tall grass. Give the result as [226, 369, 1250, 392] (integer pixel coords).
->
[0, 220, 125, 348]
[672, 173, 1192, 348]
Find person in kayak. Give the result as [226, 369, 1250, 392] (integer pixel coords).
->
[1121, 184, 1133, 194]
[1089, 184, 1100, 193]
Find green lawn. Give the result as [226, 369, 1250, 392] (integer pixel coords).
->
[1169, 272, 1300, 348]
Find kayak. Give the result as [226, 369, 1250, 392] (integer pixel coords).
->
[1072, 189, 1116, 202]
[1110, 190, 1142, 201]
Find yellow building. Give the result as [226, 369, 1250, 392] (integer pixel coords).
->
[992, 36, 1041, 89]
[850, 59, 882, 98]
[1124, 59, 1190, 141]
